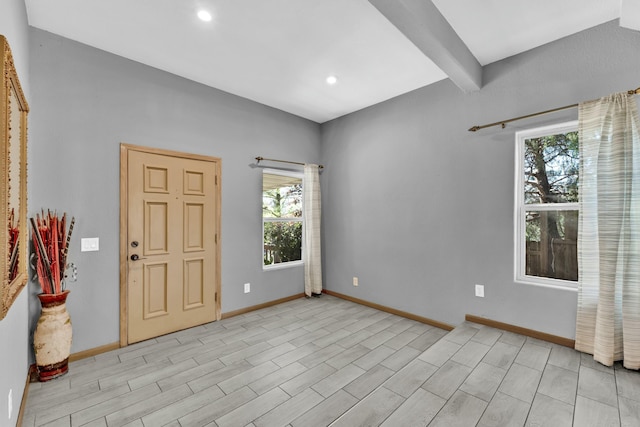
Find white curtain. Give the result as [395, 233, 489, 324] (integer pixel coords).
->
[575, 91, 640, 369]
[303, 164, 322, 296]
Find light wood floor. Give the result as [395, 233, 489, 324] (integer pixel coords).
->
[23, 294, 640, 426]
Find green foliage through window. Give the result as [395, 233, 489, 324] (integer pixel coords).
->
[263, 222, 302, 265]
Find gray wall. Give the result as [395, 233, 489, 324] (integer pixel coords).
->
[6, 13, 640, 410]
[0, 0, 30, 424]
[28, 29, 320, 354]
[320, 21, 640, 339]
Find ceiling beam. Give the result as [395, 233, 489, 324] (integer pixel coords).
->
[620, 0, 640, 31]
[369, 0, 482, 92]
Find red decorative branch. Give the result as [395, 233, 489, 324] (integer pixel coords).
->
[30, 211, 75, 294]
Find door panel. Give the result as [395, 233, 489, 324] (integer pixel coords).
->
[126, 148, 218, 344]
[145, 201, 169, 254]
[184, 258, 204, 309]
[184, 202, 205, 251]
[184, 170, 205, 195]
[145, 165, 169, 193]
[144, 262, 168, 318]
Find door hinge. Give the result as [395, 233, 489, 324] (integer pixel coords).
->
[215, 292, 217, 302]
[215, 175, 218, 185]
[215, 233, 218, 244]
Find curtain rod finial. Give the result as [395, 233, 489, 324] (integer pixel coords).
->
[468, 126, 480, 132]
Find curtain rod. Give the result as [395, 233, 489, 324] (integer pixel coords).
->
[255, 156, 324, 169]
[468, 87, 640, 132]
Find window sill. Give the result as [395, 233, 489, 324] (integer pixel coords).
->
[515, 276, 578, 292]
[263, 260, 304, 271]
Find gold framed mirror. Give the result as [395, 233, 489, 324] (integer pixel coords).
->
[1, 35, 29, 319]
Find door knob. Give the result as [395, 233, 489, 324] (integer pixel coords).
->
[130, 254, 146, 261]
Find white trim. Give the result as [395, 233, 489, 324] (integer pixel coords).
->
[514, 277, 579, 292]
[514, 120, 579, 288]
[523, 202, 579, 211]
[263, 260, 304, 271]
[264, 217, 303, 223]
[515, 120, 578, 141]
[263, 168, 303, 179]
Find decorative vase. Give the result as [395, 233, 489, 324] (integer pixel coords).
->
[34, 290, 72, 381]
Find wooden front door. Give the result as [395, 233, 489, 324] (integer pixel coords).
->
[121, 144, 221, 344]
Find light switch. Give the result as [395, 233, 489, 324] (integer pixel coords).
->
[81, 237, 99, 252]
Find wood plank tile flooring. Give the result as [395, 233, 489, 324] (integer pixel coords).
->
[23, 294, 640, 426]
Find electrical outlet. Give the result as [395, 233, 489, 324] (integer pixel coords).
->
[8, 389, 12, 420]
[353, 277, 359, 287]
[244, 283, 250, 293]
[475, 284, 485, 298]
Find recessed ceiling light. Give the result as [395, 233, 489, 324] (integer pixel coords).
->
[197, 10, 212, 22]
[326, 75, 338, 85]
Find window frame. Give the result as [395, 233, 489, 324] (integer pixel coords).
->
[514, 120, 579, 290]
[262, 168, 304, 270]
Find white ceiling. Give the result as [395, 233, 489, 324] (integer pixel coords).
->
[25, 0, 638, 123]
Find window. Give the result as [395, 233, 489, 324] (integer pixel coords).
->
[515, 121, 579, 287]
[262, 170, 303, 268]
